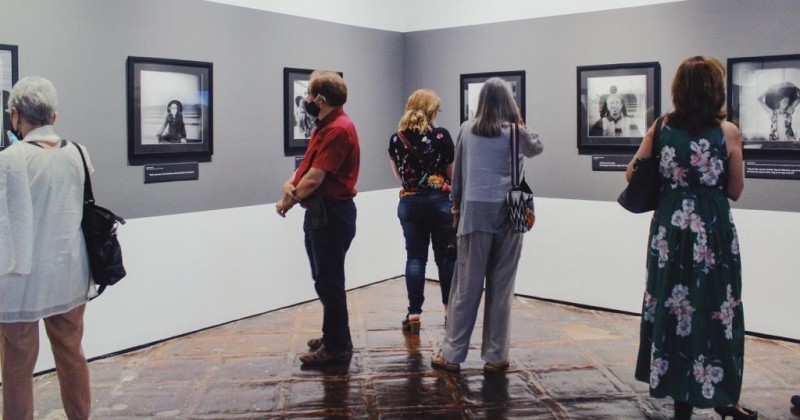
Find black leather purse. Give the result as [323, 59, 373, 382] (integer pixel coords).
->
[617, 116, 664, 213]
[73, 143, 127, 296]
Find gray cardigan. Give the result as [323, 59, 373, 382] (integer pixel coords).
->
[450, 121, 543, 236]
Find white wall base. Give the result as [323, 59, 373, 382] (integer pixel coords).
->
[33, 191, 799, 373]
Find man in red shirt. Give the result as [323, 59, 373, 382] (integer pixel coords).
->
[276, 70, 360, 365]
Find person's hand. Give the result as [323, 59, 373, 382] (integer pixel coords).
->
[282, 182, 296, 197]
[276, 198, 294, 217]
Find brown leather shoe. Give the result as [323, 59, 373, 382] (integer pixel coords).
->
[307, 337, 323, 351]
[300, 346, 353, 366]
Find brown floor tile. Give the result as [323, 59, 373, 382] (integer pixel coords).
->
[454, 371, 539, 405]
[372, 374, 460, 409]
[6, 277, 799, 419]
[534, 367, 628, 399]
[193, 382, 279, 416]
[283, 377, 366, 412]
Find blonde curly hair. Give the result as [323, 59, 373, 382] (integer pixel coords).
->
[398, 88, 441, 135]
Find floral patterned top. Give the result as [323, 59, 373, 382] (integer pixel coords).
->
[635, 123, 745, 408]
[388, 127, 454, 197]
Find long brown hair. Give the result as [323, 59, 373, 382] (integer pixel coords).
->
[398, 88, 440, 135]
[472, 77, 521, 137]
[668, 56, 727, 134]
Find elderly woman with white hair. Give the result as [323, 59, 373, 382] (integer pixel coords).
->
[0, 76, 94, 419]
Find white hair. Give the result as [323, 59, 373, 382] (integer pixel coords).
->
[8, 76, 58, 126]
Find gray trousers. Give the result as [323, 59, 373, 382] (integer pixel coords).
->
[442, 225, 523, 364]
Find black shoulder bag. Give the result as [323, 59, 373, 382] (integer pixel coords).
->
[73, 142, 127, 296]
[617, 116, 664, 213]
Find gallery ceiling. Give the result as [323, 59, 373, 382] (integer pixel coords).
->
[200, 0, 687, 32]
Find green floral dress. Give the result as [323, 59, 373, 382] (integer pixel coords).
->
[634, 124, 744, 408]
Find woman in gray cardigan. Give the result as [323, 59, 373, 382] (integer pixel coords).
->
[432, 78, 543, 372]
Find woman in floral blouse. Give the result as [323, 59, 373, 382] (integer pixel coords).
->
[388, 88, 455, 334]
[627, 56, 754, 419]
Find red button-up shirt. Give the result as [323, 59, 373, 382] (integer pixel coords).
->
[293, 106, 360, 201]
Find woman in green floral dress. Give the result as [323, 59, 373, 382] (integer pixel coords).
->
[628, 56, 755, 419]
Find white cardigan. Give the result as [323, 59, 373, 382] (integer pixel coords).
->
[0, 126, 95, 322]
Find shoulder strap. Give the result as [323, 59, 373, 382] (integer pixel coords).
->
[397, 130, 432, 167]
[651, 116, 665, 158]
[71, 141, 94, 205]
[509, 123, 521, 188]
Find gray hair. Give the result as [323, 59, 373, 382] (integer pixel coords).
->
[8, 76, 58, 127]
[471, 77, 520, 138]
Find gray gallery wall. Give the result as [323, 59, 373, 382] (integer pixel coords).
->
[2, 0, 799, 219]
[404, 0, 800, 212]
[0, 0, 404, 218]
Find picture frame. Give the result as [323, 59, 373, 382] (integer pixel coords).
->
[577, 62, 660, 155]
[283, 68, 314, 156]
[126, 56, 213, 160]
[460, 71, 525, 123]
[283, 68, 343, 156]
[728, 54, 800, 157]
[0, 44, 19, 151]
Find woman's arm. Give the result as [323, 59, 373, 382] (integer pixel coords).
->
[155, 117, 167, 139]
[625, 119, 657, 182]
[518, 124, 543, 157]
[757, 92, 772, 114]
[389, 159, 402, 184]
[787, 90, 800, 114]
[722, 121, 744, 201]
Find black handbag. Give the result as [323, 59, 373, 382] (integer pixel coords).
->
[617, 116, 664, 213]
[73, 142, 127, 296]
[506, 123, 535, 232]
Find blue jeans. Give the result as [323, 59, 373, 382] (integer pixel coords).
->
[397, 191, 455, 315]
[304, 198, 356, 352]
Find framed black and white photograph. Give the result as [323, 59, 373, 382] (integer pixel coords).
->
[0, 44, 19, 151]
[127, 56, 213, 160]
[577, 62, 660, 154]
[460, 71, 525, 123]
[282, 68, 344, 156]
[283, 68, 314, 156]
[728, 54, 800, 156]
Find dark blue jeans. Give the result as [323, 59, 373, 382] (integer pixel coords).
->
[304, 198, 356, 352]
[397, 191, 455, 315]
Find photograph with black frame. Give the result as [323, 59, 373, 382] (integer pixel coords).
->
[1, 44, 19, 151]
[728, 54, 800, 157]
[283, 68, 343, 156]
[577, 62, 660, 155]
[127, 56, 213, 160]
[460, 71, 525, 123]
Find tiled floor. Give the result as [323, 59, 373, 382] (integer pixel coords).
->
[4, 277, 800, 419]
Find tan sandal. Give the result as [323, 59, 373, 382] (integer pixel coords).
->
[431, 351, 460, 372]
[402, 314, 421, 335]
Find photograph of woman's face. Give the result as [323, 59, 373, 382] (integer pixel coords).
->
[169, 103, 179, 116]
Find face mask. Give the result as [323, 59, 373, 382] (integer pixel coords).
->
[8, 115, 22, 142]
[7, 130, 20, 144]
[303, 97, 321, 118]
